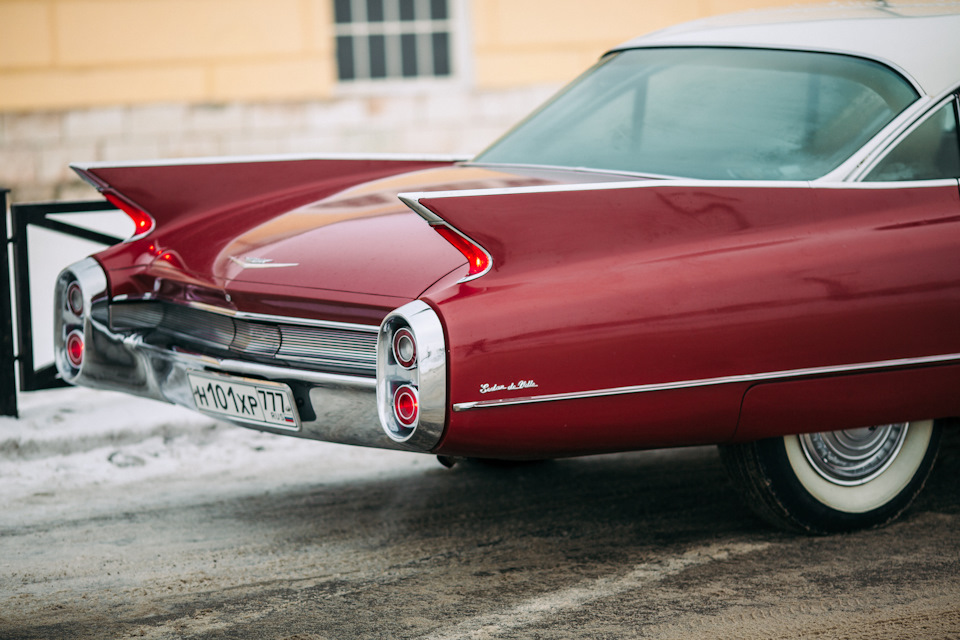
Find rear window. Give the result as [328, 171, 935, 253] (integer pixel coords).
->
[475, 47, 919, 180]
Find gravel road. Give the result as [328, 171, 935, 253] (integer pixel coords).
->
[2, 389, 959, 639]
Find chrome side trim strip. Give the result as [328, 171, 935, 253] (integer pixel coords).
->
[400, 178, 810, 204]
[71, 152, 470, 172]
[452, 352, 960, 411]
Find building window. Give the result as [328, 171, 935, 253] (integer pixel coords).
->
[334, 0, 455, 82]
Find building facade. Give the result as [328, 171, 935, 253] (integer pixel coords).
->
[0, 0, 822, 201]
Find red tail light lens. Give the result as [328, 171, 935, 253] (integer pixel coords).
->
[104, 192, 155, 239]
[434, 226, 491, 279]
[393, 385, 419, 427]
[66, 331, 84, 367]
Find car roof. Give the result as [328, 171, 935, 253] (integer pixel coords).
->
[612, 3, 960, 97]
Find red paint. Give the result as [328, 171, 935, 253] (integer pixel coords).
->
[735, 364, 960, 441]
[87, 162, 576, 318]
[421, 182, 960, 456]
[83, 155, 960, 457]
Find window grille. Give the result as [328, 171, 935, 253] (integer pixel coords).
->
[334, 0, 454, 82]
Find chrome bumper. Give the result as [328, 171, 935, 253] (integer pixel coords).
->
[54, 257, 417, 451]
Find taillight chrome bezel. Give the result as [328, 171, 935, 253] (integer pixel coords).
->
[377, 301, 447, 450]
[55, 258, 108, 381]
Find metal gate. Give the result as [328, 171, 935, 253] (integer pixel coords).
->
[1, 191, 121, 417]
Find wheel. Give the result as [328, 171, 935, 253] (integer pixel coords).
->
[719, 420, 941, 534]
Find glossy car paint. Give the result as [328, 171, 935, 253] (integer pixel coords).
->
[75, 159, 587, 324]
[410, 181, 960, 457]
[59, 6, 960, 463]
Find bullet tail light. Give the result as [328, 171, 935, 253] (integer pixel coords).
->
[66, 282, 84, 316]
[392, 327, 417, 369]
[433, 225, 492, 281]
[377, 301, 447, 451]
[393, 385, 419, 427]
[104, 192, 156, 240]
[66, 330, 84, 367]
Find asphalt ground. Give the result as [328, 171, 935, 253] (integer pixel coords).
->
[2, 389, 959, 639]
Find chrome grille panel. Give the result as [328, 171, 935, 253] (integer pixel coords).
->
[233, 321, 282, 357]
[163, 305, 235, 350]
[110, 301, 378, 376]
[279, 325, 378, 370]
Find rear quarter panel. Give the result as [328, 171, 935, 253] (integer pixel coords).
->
[416, 181, 960, 457]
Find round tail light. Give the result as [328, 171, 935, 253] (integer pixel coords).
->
[393, 385, 419, 427]
[66, 282, 84, 316]
[66, 330, 84, 367]
[392, 328, 417, 369]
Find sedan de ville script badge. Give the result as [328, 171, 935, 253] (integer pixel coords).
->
[479, 380, 539, 394]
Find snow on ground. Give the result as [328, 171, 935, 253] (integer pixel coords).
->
[0, 386, 434, 521]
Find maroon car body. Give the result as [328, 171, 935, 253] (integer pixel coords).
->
[55, 5, 960, 532]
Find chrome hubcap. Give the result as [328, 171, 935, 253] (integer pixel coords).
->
[799, 423, 908, 486]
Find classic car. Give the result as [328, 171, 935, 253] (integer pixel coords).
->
[54, 3, 960, 534]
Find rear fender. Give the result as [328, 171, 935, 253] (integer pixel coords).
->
[400, 180, 960, 456]
[400, 180, 817, 281]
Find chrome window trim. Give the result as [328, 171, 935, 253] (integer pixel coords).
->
[820, 97, 935, 182]
[846, 92, 960, 182]
[813, 178, 960, 190]
[452, 352, 960, 411]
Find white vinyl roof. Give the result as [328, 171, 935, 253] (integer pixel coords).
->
[613, 3, 960, 97]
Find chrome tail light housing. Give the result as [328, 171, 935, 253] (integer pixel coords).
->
[377, 300, 447, 451]
[54, 258, 109, 381]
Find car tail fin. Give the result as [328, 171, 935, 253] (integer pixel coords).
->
[72, 155, 463, 239]
[401, 181, 818, 282]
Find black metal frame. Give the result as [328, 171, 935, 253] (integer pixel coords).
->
[1, 190, 15, 417]
[1, 195, 121, 417]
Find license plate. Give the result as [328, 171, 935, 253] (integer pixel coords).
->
[188, 372, 300, 431]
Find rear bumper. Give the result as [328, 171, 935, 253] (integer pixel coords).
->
[54, 257, 415, 451]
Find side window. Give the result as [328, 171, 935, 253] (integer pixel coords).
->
[865, 98, 960, 181]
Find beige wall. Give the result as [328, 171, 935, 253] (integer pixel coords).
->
[0, 0, 823, 112]
[471, 0, 822, 87]
[0, 0, 828, 202]
[0, 0, 335, 111]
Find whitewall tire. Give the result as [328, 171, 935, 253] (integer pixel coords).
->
[720, 420, 940, 534]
